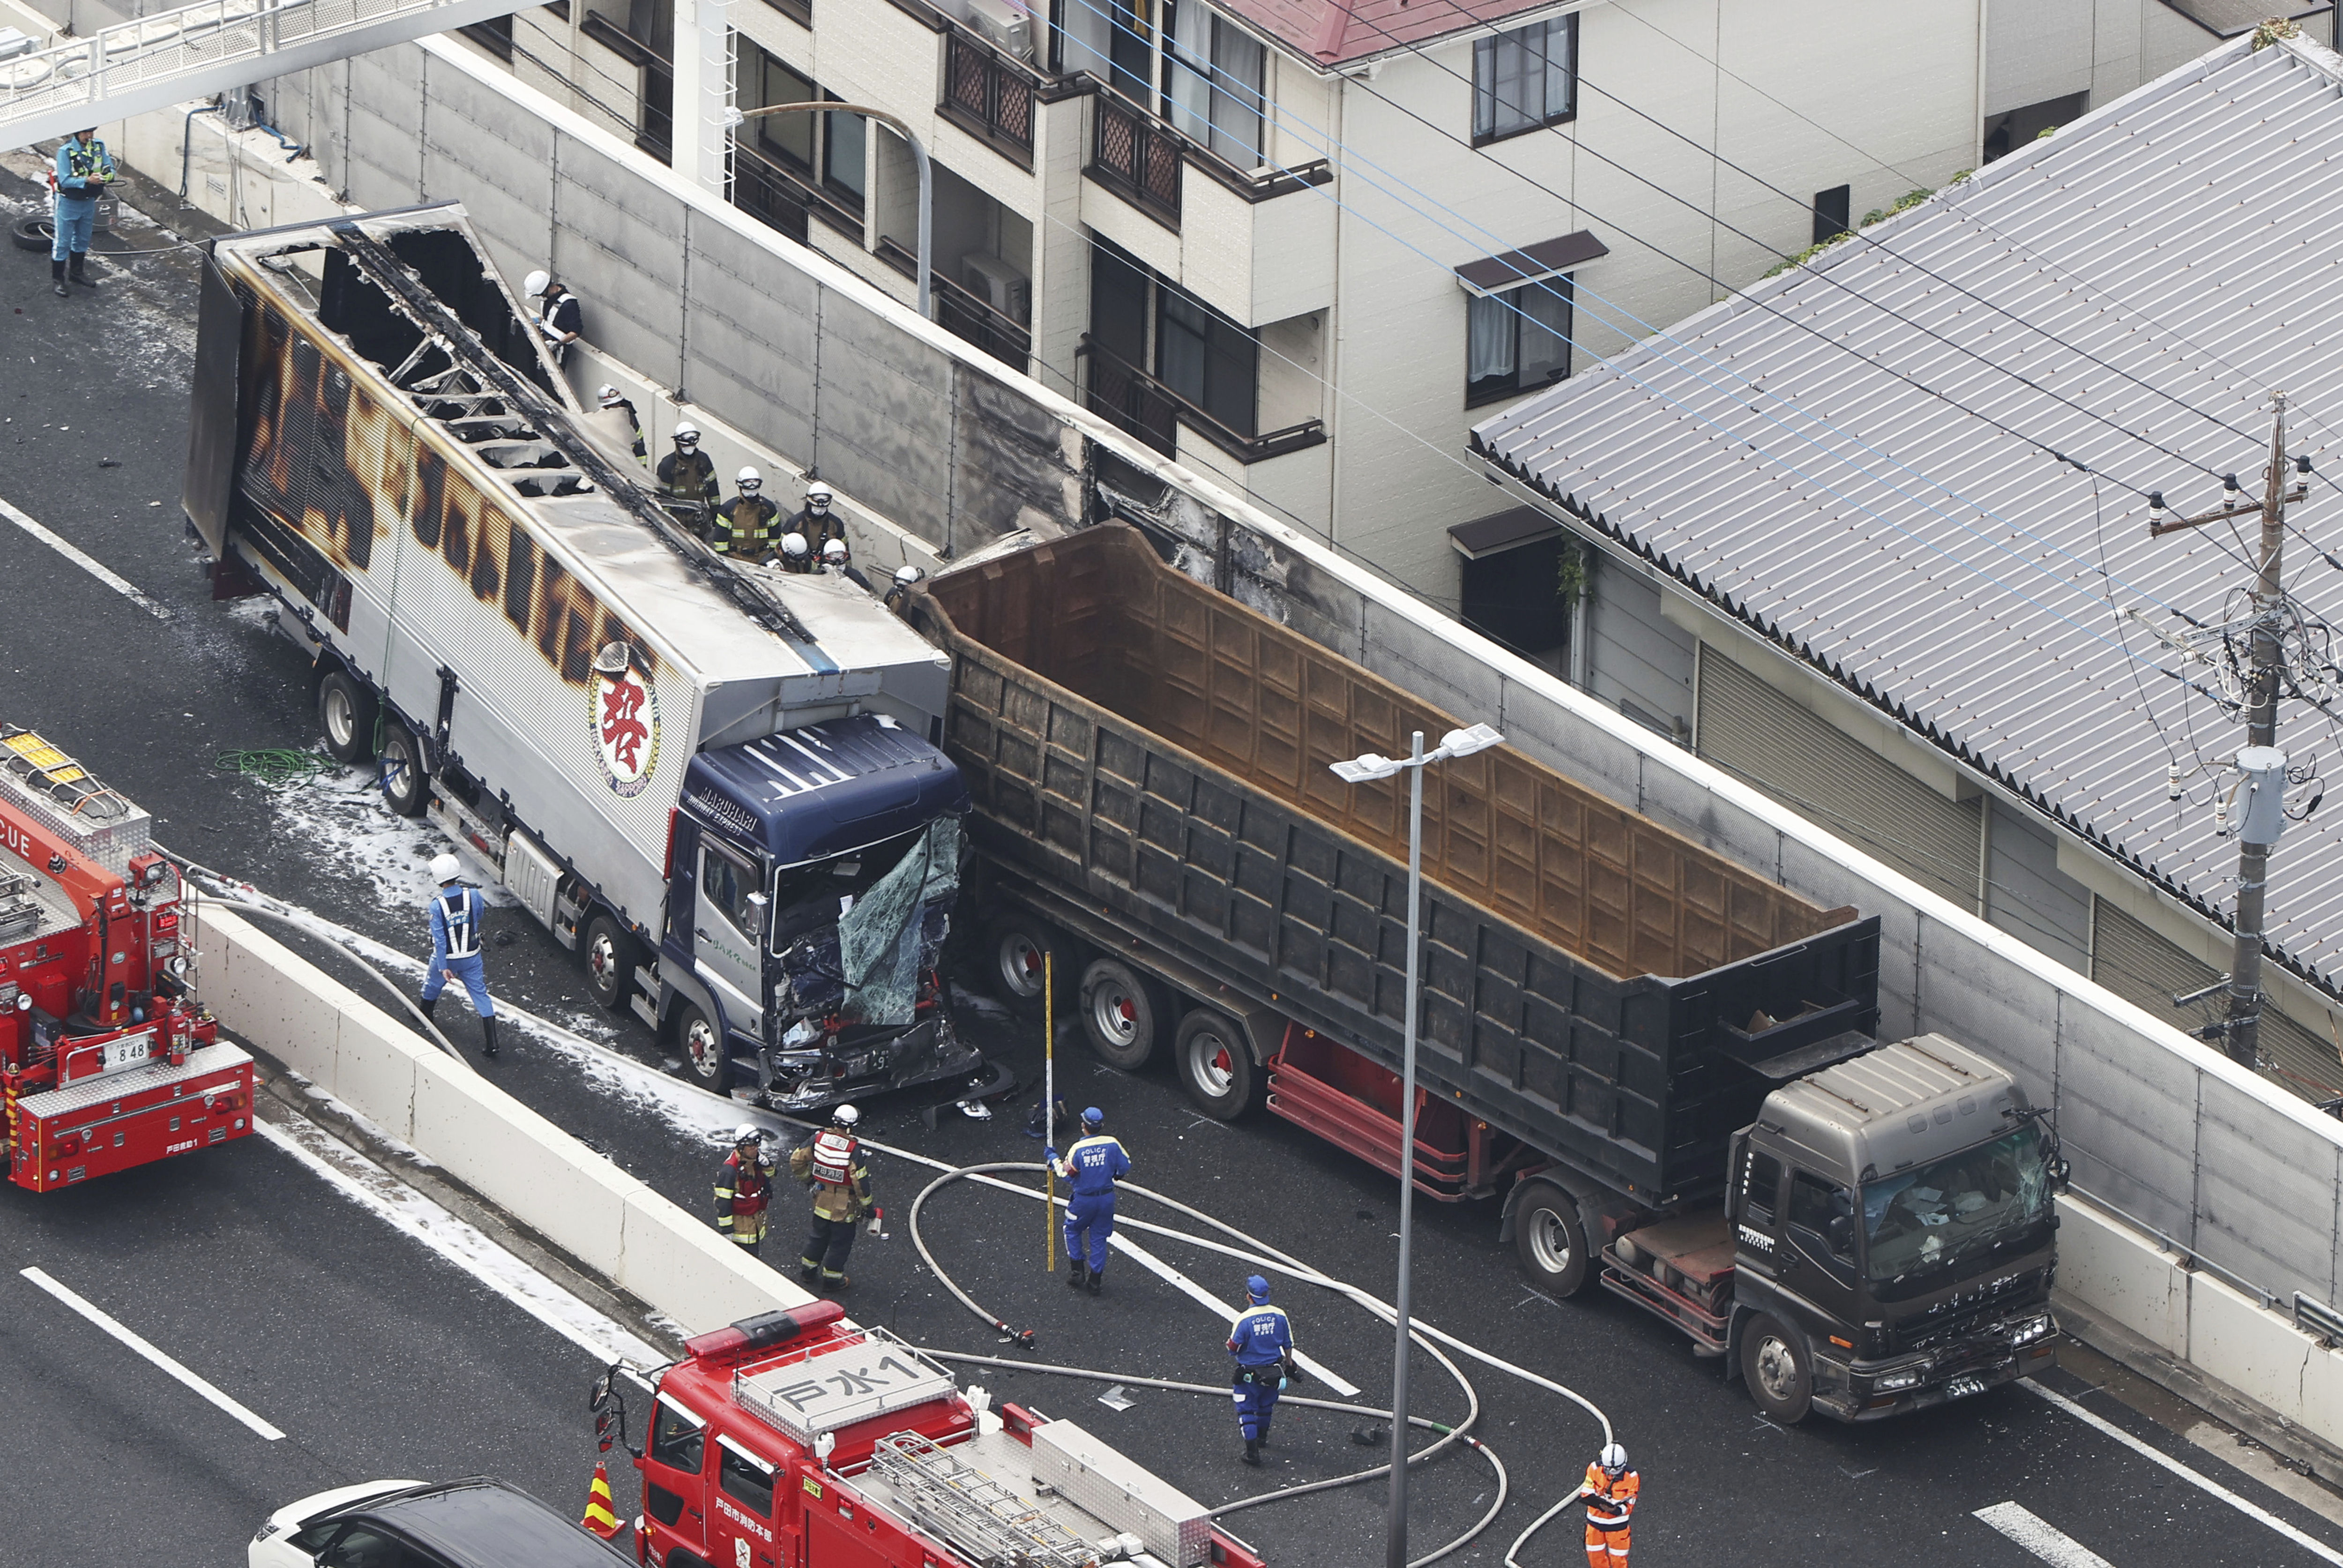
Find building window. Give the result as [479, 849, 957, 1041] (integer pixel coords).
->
[754, 54, 817, 169]
[1158, 287, 1258, 437]
[824, 100, 867, 207]
[1465, 276, 1571, 406]
[1813, 184, 1850, 246]
[1164, 3, 1266, 168]
[1473, 15, 1575, 144]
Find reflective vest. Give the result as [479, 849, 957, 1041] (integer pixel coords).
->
[437, 888, 481, 959]
[809, 1127, 858, 1187]
[716, 1150, 774, 1242]
[714, 495, 780, 557]
[1584, 1465, 1638, 1531]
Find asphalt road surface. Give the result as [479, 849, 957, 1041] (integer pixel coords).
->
[2, 158, 2342, 1567]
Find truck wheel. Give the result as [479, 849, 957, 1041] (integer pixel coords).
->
[377, 723, 429, 817]
[1175, 1009, 1254, 1119]
[582, 914, 639, 1009]
[1512, 1182, 1593, 1297]
[317, 669, 378, 763]
[989, 917, 1069, 1020]
[1079, 957, 1168, 1071]
[1740, 1313, 1814, 1424]
[673, 1002, 732, 1092]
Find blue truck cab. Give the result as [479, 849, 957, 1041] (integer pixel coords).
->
[663, 713, 976, 1106]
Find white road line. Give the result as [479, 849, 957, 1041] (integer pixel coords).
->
[1109, 1232, 1362, 1396]
[2025, 1381, 2343, 1566]
[1973, 1502, 2115, 1568]
[255, 1115, 665, 1368]
[19, 1267, 285, 1441]
[0, 493, 170, 620]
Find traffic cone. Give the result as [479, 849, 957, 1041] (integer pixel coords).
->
[582, 1461, 621, 1540]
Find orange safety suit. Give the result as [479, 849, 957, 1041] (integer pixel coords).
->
[1583, 1461, 1638, 1566]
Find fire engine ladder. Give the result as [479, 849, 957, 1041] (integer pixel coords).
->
[867, 1431, 1097, 1568]
[0, 0, 524, 152]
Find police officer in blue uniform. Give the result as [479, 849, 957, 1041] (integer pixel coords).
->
[51, 129, 113, 296]
[1228, 1275, 1299, 1467]
[418, 852, 499, 1057]
[1048, 1107, 1128, 1296]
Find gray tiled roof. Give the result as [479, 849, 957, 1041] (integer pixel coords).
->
[1473, 33, 2343, 996]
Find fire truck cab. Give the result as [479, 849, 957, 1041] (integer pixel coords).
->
[0, 725, 253, 1191]
[608, 1303, 1265, 1568]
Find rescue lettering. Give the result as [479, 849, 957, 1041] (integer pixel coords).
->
[713, 1493, 774, 1543]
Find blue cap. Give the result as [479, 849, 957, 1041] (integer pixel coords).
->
[1082, 1106, 1104, 1125]
[1246, 1275, 1270, 1301]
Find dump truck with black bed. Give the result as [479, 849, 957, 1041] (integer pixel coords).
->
[912, 525, 2063, 1424]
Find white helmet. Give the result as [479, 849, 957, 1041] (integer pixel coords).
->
[834, 1104, 859, 1126]
[823, 538, 848, 562]
[596, 383, 622, 405]
[805, 482, 834, 508]
[737, 467, 761, 487]
[781, 531, 809, 559]
[522, 269, 551, 298]
[430, 852, 461, 883]
[1598, 1443, 1628, 1475]
[734, 1123, 763, 1145]
[892, 564, 925, 587]
[672, 423, 700, 445]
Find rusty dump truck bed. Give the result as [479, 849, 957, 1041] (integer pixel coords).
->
[921, 526, 1880, 1203]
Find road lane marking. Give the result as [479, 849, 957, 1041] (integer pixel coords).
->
[2025, 1381, 2343, 1566]
[255, 1114, 665, 1368]
[0, 493, 170, 620]
[1973, 1502, 2114, 1567]
[1109, 1232, 1362, 1396]
[20, 1267, 284, 1440]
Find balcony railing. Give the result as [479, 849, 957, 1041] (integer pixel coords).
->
[876, 238, 1032, 373]
[941, 28, 1037, 166]
[1089, 91, 1180, 227]
[733, 141, 864, 245]
[1076, 336, 1323, 464]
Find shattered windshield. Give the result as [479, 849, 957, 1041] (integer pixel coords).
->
[1861, 1126, 2050, 1284]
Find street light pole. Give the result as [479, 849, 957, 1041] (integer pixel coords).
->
[729, 101, 933, 320]
[1327, 721, 1505, 1568]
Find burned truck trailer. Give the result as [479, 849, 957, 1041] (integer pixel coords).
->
[180, 206, 976, 1107]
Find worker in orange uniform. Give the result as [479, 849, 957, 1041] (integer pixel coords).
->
[714, 1124, 776, 1257]
[1583, 1442, 1638, 1566]
[790, 1104, 872, 1290]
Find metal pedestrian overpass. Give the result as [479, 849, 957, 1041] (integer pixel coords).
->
[0, 0, 520, 150]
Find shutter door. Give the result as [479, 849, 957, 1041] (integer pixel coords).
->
[2091, 898, 2343, 1102]
[1695, 646, 1980, 909]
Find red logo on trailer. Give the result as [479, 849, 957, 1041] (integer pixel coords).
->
[589, 643, 659, 799]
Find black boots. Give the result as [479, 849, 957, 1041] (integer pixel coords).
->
[1087, 1267, 1102, 1297]
[51, 258, 65, 297]
[418, 995, 440, 1024]
[68, 252, 94, 288]
[1242, 1439, 1261, 1468]
[1067, 1260, 1088, 1289]
[479, 1015, 500, 1058]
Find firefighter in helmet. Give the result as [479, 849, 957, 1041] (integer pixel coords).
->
[777, 531, 816, 574]
[657, 423, 718, 527]
[1583, 1442, 1638, 1566]
[714, 1125, 776, 1256]
[714, 467, 781, 560]
[791, 1105, 872, 1289]
[788, 480, 843, 551]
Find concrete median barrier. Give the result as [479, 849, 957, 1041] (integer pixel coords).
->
[192, 896, 818, 1337]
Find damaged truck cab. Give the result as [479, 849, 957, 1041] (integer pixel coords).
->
[181, 205, 976, 1108]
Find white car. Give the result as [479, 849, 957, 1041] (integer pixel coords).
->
[251, 1477, 632, 1568]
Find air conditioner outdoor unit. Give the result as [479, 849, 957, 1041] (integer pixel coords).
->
[961, 252, 1031, 326]
[965, 0, 1035, 62]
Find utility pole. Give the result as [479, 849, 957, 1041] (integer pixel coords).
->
[2145, 393, 2312, 1068]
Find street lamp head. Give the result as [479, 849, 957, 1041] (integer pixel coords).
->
[1331, 754, 1403, 784]
[1436, 723, 1505, 759]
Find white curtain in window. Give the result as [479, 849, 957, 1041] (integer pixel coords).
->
[1163, 0, 1211, 139]
[1466, 291, 1515, 382]
[1208, 19, 1266, 166]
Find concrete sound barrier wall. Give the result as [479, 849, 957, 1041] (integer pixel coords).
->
[192, 897, 819, 1336]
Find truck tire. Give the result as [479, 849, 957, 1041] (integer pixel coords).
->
[582, 913, 639, 1009]
[1079, 957, 1169, 1071]
[1512, 1182, 1593, 1297]
[377, 723, 429, 817]
[1739, 1313, 1814, 1425]
[673, 1001, 731, 1092]
[1175, 1008, 1254, 1119]
[316, 669, 378, 763]
[988, 917, 1068, 1021]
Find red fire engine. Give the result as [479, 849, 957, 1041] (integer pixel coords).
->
[598, 1302, 1267, 1568]
[0, 725, 253, 1192]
